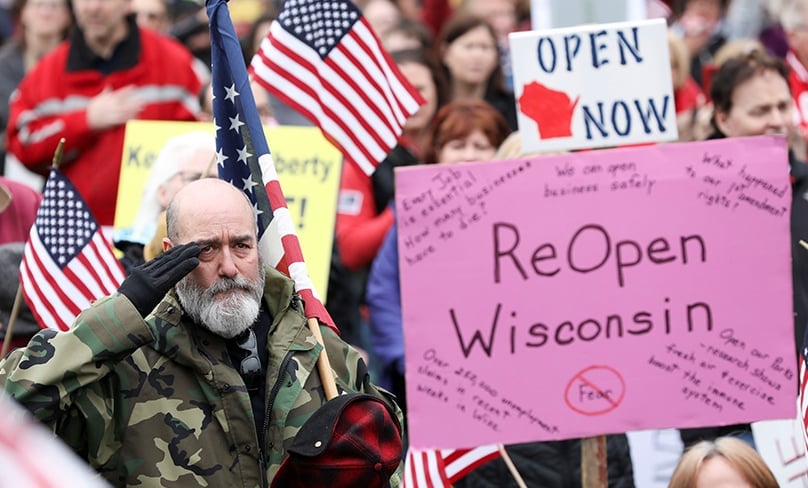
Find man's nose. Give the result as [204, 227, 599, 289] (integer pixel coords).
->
[463, 145, 481, 162]
[768, 109, 786, 130]
[218, 247, 238, 278]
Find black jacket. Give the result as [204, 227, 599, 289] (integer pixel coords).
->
[454, 436, 635, 488]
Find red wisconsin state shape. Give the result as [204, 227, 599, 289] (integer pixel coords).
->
[519, 81, 579, 139]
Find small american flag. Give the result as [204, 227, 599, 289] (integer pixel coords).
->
[19, 168, 124, 331]
[404, 446, 501, 487]
[207, 0, 335, 330]
[250, 0, 424, 176]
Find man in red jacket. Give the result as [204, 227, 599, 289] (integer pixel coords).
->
[7, 0, 202, 227]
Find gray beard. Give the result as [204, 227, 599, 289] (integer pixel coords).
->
[175, 267, 266, 339]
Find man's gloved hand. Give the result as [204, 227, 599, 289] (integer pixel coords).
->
[118, 242, 201, 317]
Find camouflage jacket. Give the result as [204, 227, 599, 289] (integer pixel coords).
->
[0, 266, 402, 487]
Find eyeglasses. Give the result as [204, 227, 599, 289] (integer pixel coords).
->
[236, 328, 262, 390]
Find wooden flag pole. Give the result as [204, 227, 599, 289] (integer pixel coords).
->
[307, 318, 339, 400]
[1, 138, 66, 358]
[581, 435, 608, 488]
[497, 444, 527, 488]
[0, 287, 23, 358]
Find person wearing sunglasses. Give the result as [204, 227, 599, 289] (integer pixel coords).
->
[0, 177, 404, 487]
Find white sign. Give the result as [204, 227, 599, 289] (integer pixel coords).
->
[626, 430, 682, 488]
[510, 18, 677, 154]
[530, 0, 647, 31]
[752, 417, 808, 486]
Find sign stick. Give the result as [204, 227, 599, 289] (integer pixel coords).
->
[581, 435, 608, 487]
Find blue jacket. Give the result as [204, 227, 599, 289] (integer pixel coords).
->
[366, 218, 404, 391]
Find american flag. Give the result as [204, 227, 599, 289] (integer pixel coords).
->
[249, 0, 424, 176]
[207, 0, 335, 331]
[19, 168, 124, 331]
[404, 446, 502, 487]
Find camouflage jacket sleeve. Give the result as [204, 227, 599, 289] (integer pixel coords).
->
[0, 293, 154, 424]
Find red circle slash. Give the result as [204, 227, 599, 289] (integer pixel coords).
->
[564, 365, 626, 416]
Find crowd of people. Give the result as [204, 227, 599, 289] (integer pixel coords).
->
[0, 0, 806, 485]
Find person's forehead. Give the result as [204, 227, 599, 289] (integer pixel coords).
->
[453, 25, 496, 44]
[732, 70, 789, 101]
[178, 208, 256, 239]
[175, 180, 252, 214]
[132, 0, 164, 11]
[72, 0, 128, 8]
[177, 147, 214, 173]
[466, 0, 515, 16]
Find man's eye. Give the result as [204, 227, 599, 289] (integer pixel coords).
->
[200, 246, 214, 254]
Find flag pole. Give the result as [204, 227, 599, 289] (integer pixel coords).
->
[581, 435, 608, 488]
[1, 138, 65, 358]
[307, 318, 339, 400]
[0, 288, 23, 358]
[496, 444, 527, 488]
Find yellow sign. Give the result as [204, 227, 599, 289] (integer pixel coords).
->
[114, 120, 342, 300]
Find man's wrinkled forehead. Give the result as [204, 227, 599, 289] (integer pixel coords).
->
[168, 179, 257, 239]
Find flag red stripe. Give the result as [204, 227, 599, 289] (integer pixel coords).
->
[403, 447, 502, 487]
[330, 36, 399, 133]
[250, 58, 379, 175]
[445, 450, 502, 482]
[68, 234, 124, 299]
[264, 179, 287, 210]
[20, 259, 68, 331]
[343, 24, 411, 120]
[322, 55, 394, 151]
[254, 78, 367, 173]
[331, 32, 402, 130]
[87, 237, 125, 289]
[26, 240, 83, 319]
[76, 241, 106, 294]
[352, 18, 423, 116]
[63, 265, 97, 303]
[280, 234, 304, 267]
[20, 247, 73, 330]
[258, 38, 384, 164]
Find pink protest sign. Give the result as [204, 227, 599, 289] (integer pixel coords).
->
[395, 136, 795, 451]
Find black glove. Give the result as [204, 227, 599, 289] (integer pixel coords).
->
[118, 242, 201, 317]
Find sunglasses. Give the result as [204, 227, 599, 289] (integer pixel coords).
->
[236, 328, 262, 390]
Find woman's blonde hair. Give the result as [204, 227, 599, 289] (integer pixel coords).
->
[667, 30, 690, 89]
[668, 437, 778, 488]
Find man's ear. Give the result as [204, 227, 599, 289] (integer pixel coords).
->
[0, 182, 10, 214]
[714, 109, 731, 136]
[163, 238, 173, 252]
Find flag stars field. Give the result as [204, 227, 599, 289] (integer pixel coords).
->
[216, 148, 228, 167]
[229, 114, 245, 132]
[241, 176, 259, 193]
[237, 145, 252, 164]
[224, 83, 239, 103]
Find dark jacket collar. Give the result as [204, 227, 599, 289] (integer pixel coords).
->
[67, 14, 140, 74]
